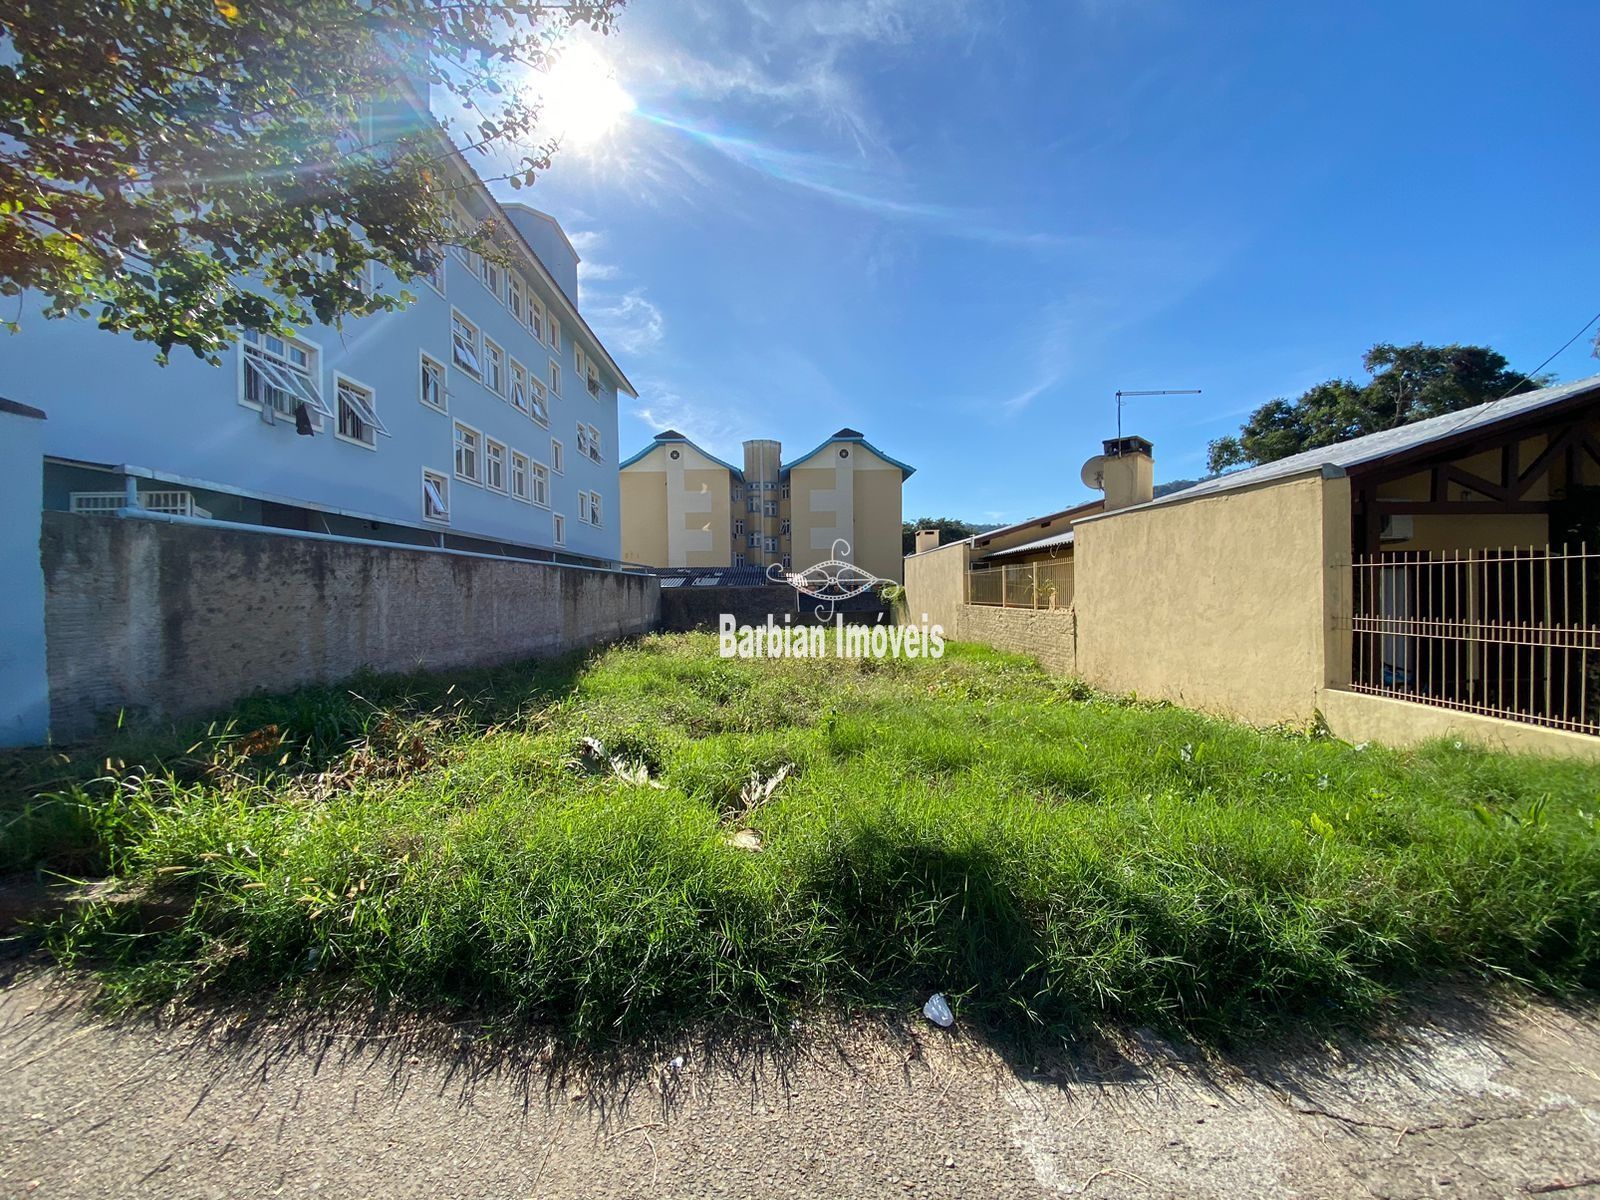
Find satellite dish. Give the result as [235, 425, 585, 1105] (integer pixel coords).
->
[1080, 455, 1108, 491]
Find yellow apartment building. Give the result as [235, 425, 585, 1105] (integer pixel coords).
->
[620, 428, 913, 582]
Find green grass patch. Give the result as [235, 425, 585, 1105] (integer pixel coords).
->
[5, 633, 1599, 1042]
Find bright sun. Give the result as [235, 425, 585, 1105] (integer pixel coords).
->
[538, 42, 635, 149]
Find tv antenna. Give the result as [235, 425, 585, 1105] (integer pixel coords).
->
[1114, 388, 1201, 446]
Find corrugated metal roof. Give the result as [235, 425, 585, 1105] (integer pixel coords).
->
[983, 529, 1075, 560]
[1112, 372, 1600, 516]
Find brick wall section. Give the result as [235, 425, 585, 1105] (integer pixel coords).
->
[658, 585, 887, 632]
[41, 513, 659, 738]
[955, 605, 1076, 674]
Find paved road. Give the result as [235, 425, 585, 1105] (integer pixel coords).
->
[2, 965, 1598, 1198]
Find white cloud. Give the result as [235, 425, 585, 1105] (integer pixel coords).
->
[586, 290, 665, 355]
[632, 379, 754, 456]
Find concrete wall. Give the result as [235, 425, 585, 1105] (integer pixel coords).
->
[658, 585, 886, 632]
[956, 606, 1076, 674]
[1319, 688, 1600, 762]
[903, 539, 971, 633]
[0, 403, 51, 747]
[1072, 471, 1351, 726]
[40, 513, 658, 739]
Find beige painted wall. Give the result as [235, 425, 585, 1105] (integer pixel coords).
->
[789, 441, 905, 582]
[1319, 688, 1600, 762]
[620, 470, 667, 566]
[620, 442, 734, 568]
[1072, 471, 1352, 726]
[903, 539, 970, 632]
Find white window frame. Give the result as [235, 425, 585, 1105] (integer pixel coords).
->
[508, 275, 524, 323]
[484, 437, 507, 494]
[586, 423, 602, 463]
[575, 422, 590, 458]
[765, 536, 778, 554]
[422, 246, 446, 297]
[333, 372, 385, 449]
[780, 517, 791, 536]
[529, 459, 550, 508]
[733, 518, 745, 538]
[451, 309, 482, 377]
[453, 421, 483, 485]
[549, 358, 562, 397]
[577, 492, 590, 524]
[508, 358, 529, 417]
[479, 253, 503, 299]
[733, 552, 747, 568]
[529, 298, 544, 343]
[548, 316, 560, 352]
[483, 337, 506, 397]
[574, 345, 588, 381]
[763, 499, 778, 517]
[510, 450, 531, 502]
[550, 438, 564, 475]
[528, 376, 549, 425]
[586, 361, 601, 399]
[747, 533, 760, 549]
[422, 468, 451, 524]
[239, 331, 330, 427]
[589, 492, 602, 527]
[419, 351, 447, 413]
[553, 512, 566, 545]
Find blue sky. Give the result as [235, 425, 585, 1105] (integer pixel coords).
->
[487, 0, 1600, 525]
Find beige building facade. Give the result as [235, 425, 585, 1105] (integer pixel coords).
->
[621, 428, 913, 582]
[906, 375, 1600, 760]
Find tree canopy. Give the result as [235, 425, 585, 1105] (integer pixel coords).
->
[0, 0, 621, 361]
[1206, 343, 1549, 474]
[903, 517, 990, 555]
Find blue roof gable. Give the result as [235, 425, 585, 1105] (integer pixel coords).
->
[620, 431, 745, 478]
[781, 431, 915, 480]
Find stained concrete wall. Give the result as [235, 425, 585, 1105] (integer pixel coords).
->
[1072, 471, 1351, 726]
[0, 403, 50, 747]
[41, 513, 659, 739]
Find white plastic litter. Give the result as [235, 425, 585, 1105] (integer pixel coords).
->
[922, 992, 954, 1028]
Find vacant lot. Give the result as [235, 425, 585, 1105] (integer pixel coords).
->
[4, 633, 1598, 1041]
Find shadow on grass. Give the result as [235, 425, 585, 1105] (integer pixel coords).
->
[0, 645, 600, 877]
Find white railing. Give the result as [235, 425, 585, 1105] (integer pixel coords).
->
[1350, 546, 1600, 735]
[71, 490, 212, 519]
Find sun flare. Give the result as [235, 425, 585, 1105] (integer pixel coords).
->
[537, 41, 635, 149]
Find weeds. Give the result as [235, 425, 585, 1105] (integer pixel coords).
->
[4, 632, 1599, 1043]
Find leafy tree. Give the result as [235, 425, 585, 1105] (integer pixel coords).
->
[0, 0, 621, 361]
[1206, 343, 1548, 473]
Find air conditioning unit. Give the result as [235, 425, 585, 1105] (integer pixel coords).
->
[1379, 514, 1414, 543]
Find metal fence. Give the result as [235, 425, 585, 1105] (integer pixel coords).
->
[1350, 545, 1600, 735]
[967, 560, 1074, 609]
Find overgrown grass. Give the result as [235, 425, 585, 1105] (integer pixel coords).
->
[6, 634, 1600, 1042]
